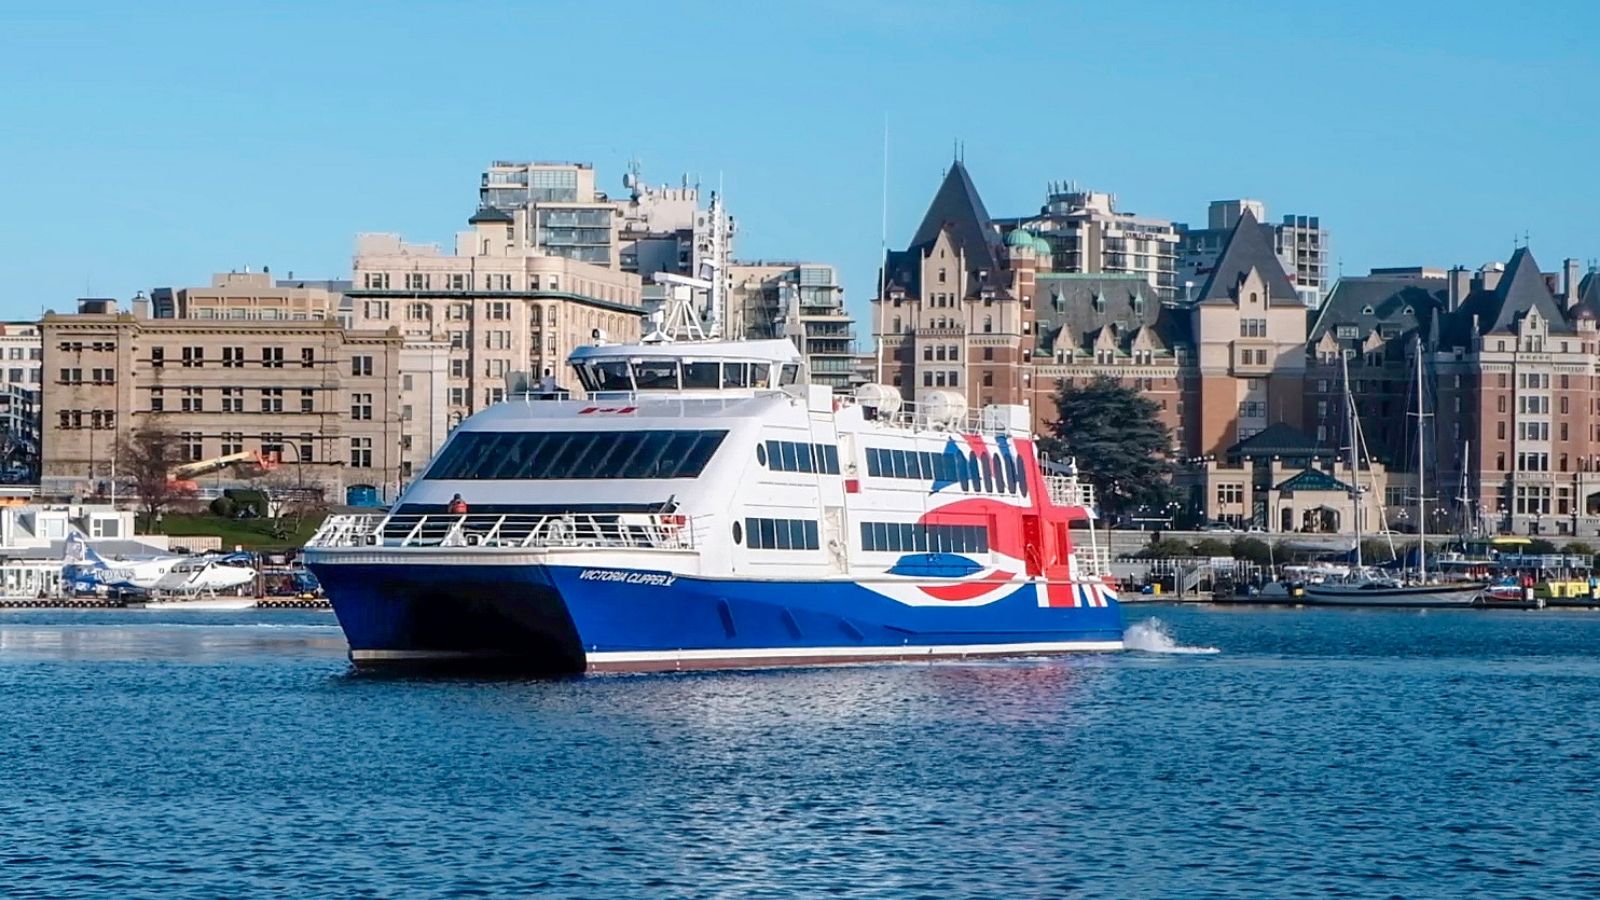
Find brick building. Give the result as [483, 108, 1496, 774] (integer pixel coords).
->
[1433, 248, 1600, 536]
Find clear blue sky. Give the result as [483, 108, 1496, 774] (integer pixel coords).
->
[2, 0, 1597, 328]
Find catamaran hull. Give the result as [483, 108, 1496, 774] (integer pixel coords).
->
[307, 559, 1125, 673]
[1303, 583, 1482, 607]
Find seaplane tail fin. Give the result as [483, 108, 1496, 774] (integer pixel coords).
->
[63, 529, 109, 567]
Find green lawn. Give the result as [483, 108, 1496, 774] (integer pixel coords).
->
[156, 512, 329, 551]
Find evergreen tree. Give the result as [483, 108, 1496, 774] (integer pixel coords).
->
[1043, 375, 1176, 516]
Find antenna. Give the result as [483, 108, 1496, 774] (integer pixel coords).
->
[875, 116, 890, 385]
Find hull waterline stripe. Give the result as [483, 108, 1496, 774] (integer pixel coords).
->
[349, 640, 1124, 666]
[590, 640, 1123, 666]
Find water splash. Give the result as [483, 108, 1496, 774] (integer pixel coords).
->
[1123, 618, 1219, 655]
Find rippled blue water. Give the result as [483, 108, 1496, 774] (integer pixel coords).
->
[3, 605, 1600, 897]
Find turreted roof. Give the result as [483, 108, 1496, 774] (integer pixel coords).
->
[1194, 208, 1301, 306]
[908, 161, 999, 270]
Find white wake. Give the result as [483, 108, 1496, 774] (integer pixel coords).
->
[1123, 617, 1219, 655]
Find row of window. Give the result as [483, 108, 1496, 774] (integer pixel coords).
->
[164, 434, 369, 467]
[152, 346, 327, 370]
[426, 430, 727, 481]
[1491, 419, 1568, 441]
[360, 273, 570, 293]
[758, 440, 841, 475]
[859, 522, 990, 554]
[149, 387, 317, 415]
[57, 410, 116, 430]
[864, 447, 1029, 496]
[58, 368, 116, 385]
[740, 518, 821, 551]
[57, 341, 112, 353]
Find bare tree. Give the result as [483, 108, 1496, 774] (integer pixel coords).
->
[117, 424, 193, 529]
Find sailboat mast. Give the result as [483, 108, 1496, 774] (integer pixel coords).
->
[1342, 350, 1362, 569]
[1415, 336, 1427, 578]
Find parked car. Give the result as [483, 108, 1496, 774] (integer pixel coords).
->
[1200, 522, 1239, 533]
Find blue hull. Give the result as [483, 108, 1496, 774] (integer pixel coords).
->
[307, 561, 1125, 673]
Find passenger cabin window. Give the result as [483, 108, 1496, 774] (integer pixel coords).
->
[763, 440, 840, 474]
[864, 446, 1025, 495]
[744, 518, 820, 550]
[780, 364, 800, 386]
[722, 363, 749, 388]
[860, 522, 989, 554]
[425, 430, 727, 480]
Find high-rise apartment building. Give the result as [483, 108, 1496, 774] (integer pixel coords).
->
[729, 262, 856, 389]
[999, 185, 1181, 300]
[477, 160, 735, 335]
[477, 161, 618, 267]
[1178, 200, 1330, 308]
[0, 322, 43, 475]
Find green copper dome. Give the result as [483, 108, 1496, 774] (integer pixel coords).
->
[1032, 236, 1052, 255]
[1005, 228, 1036, 250]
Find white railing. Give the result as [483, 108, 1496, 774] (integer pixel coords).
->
[1072, 546, 1112, 579]
[846, 396, 1031, 437]
[306, 512, 697, 551]
[1046, 475, 1095, 510]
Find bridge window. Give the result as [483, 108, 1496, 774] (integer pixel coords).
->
[683, 361, 720, 389]
[425, 430, 727, 480]
[632, 359, 680, 390]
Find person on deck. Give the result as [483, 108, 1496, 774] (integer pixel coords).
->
[448, 494, 468, 514]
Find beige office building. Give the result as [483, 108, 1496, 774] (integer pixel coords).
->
[148, 271, 343, 321]
[41, 300, 411, 505]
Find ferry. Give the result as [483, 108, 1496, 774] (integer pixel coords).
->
[302, 338, 1123, 673]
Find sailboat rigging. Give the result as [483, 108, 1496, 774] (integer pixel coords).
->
[1305, 337, 1481, 607]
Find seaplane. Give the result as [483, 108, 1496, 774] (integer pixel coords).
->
[63, 530, 259, 609]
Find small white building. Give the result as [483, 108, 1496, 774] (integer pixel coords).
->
[0, 503, 170, 562]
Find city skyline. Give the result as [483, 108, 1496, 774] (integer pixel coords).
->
[3, 1, 1599, 328]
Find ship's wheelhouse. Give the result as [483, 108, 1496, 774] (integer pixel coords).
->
[567, 338, 806, 398]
